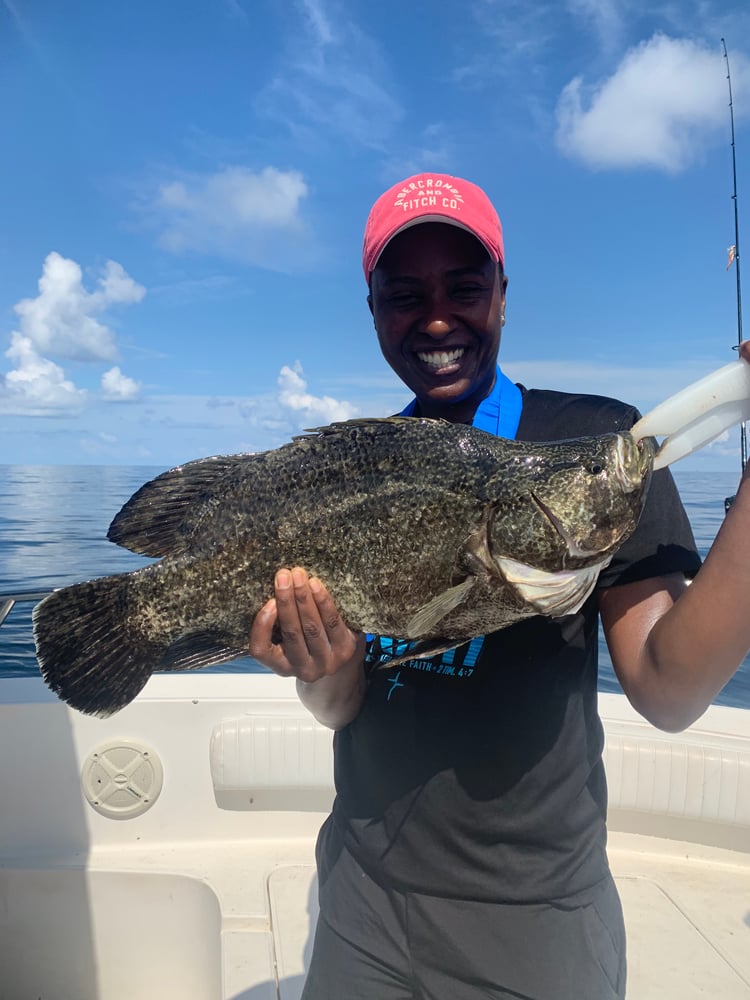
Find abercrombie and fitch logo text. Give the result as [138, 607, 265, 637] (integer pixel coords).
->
[394, 177, 465, 214]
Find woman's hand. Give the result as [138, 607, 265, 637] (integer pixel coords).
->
[249, 567, 365, 680]
[248, 568, 367, 729]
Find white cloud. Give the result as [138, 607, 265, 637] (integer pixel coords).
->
[0, 333, 87, 415]
[565, 0, 623, 51]
[1, 253, 145, 416]
[299, 0, 335, 45]
[13, 252, 145, 361]
[555, 33, 749, 172]
[153, 165, 309, 267]
[277, 361, 358, 424]
[90, 260, 146, 311]
[257, 0, 403, 150]
[101, 366, 141, 402]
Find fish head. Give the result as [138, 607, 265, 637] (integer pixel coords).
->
[488, 431, 655, 575]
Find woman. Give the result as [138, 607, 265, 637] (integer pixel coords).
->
[249, 173, 750, 999]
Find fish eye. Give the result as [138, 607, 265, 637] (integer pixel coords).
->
[588, 459, 605, 475]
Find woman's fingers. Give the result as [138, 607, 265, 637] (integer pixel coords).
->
[247, 595, 292, 674]
[309, 575, 357, 651]
[248, 568, 363, 682]
[309, 574, 367, 667]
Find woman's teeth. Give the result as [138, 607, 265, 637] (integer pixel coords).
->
[417, 348, 465, 368]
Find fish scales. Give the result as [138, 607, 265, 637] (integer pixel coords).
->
[33, 417, 654, 716]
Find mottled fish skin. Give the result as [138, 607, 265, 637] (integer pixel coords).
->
[33, 418, 655, 716]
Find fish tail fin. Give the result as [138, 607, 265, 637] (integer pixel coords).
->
[33, 576, 166, 717]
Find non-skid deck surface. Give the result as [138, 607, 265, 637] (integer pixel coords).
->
[609, 833, 750, 999]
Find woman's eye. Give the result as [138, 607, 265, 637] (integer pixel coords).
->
[389, 292, 419, 306]
[453, 284, 483, 299]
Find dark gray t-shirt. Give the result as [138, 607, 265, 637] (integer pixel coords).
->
[320, 387, 701, 903]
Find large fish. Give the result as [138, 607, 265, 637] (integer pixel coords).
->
[33, 417, 653, 717]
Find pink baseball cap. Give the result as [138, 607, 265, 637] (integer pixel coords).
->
[362, 172, 504, 280]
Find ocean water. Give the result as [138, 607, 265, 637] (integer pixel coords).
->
[1, 463, 749, 709]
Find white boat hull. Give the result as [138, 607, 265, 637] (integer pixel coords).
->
[1, 674, 748, 999]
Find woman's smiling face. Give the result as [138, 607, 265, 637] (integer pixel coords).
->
[369, 222, 506, 423]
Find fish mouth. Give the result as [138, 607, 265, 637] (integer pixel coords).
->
[632, 433, 656, 478]
[529, 491, 595, 559]
[615, 433, 651, 491]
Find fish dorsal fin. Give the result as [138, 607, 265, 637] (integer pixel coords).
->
[497, 556, 611, 617]
[108, 455, 250, 557]
[300, 415, 447, 436]
[404, 577, 477, 638]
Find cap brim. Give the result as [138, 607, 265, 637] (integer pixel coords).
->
[371, 215, 499, 272]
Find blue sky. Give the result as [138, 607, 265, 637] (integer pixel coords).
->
[1, 0, 749, 472]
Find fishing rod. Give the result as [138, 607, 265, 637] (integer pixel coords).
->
[722, 39, 747, 512]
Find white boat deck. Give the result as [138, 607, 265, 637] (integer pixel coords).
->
[0, 674, 748, 999]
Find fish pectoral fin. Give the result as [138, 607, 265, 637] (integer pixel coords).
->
[404, 577, 477, 638]
[497, 556, 612, 617]
[159, 632, 250, 671]
[382, 637, 462, 668]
